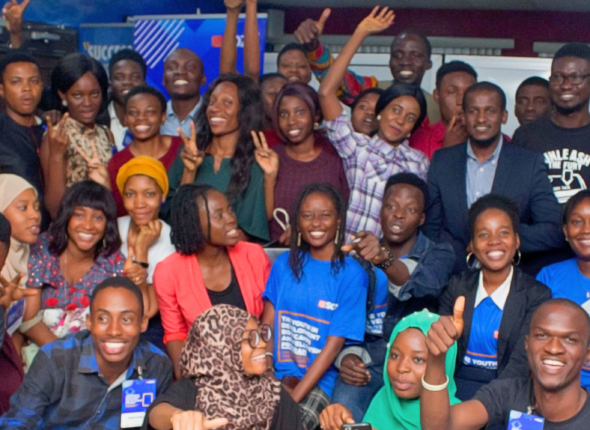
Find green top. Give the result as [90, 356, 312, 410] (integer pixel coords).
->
[363, 310, 461, 430]
[167, 152, 269, 242]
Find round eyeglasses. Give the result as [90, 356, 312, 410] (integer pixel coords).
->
[241, 324, 272, 348]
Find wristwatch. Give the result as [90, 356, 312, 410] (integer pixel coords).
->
[133, 260, 149, 269]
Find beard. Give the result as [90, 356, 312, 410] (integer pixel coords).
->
[554, 99, 589, 116]
[469, 132, 500, 148]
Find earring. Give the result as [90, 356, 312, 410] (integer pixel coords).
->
[102, 238, 107, 249]
[513, 249, 522, 266]
[377, 115, 381, 120]
[465, 252, 480, 270]
[334, 227, 340, 245]
[297, 232, 301, 247]
[62, 100, 68, 107]
[313, 122, 320, 129]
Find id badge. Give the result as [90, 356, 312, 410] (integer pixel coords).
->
[5, 299, 24, 336]
[508, 410, 545, 430]
[121, 379, 157, 428]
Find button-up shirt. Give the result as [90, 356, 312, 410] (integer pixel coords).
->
[326, 113, 430, 241]
[0, 330, 172, 430]
[474, 266, 514, 310]
[108, 101, 128, 152]
[160, 98, 202, 137]
[466, 136, 504, 207]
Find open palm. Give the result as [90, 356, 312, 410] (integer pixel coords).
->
[357, 6, 395, 35]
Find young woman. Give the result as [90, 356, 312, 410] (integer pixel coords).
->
[277, 43, 313, 85]
[147, 304, 303, 430]
[108, 86, 182, 217]
[318, 7, 429, 241]
[262, 183, 368, 430]
[439, 194, 550, 400]
[537, 189, 590, 390]
[42, 53, 113, 218]
[23, 181, 125, 348]
[267, 82, 349, 243]
[116, 156, 176, 351]
[154, 184, 271, 379]
[350, 88, 383, 137]
[167, 74, 277, 242]
[320, 310, 460, 430]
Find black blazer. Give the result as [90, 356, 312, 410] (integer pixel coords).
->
[423, 141, 564, 273]
[439, 267, 551, 379]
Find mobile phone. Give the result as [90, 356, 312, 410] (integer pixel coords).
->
[342, 424, 371, 430]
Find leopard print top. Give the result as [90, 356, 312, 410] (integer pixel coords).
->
[180, 305, 281, 430]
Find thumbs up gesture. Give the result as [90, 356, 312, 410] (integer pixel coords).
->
[425, 296, 465, 358]
[294, 8, 331, 50]
[123, 247, 147, 288]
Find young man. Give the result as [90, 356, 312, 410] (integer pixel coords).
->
[330, 173, 455, 421]
[424, 82, 564, 274]
[513, 43, 590, 205]
[294, 8, 440, 123]
[410, 61, 477, 159]
[160, 48, 206, 137]
[107, 49, 147, 152]
[514, 76, 551, 126]
[0, 277, 172, 429]
[421, 298, 590, 430]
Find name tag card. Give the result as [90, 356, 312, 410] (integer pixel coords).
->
[508, 410, 544, 430]
[121, 379, 157, 428]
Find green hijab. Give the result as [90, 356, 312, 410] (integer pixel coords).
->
[363, 310, 460, 430]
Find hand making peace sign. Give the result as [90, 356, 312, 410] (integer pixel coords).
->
[179, 122, 205, 173]
[2, 0, 31, 34]
[251, 130, 279, 179]
[73, 136, 110, 189]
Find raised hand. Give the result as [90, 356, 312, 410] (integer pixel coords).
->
[170, 410, 228, 430]
[319, 403, 355, 430]
[356, 6, 395, 37]
[224, 0, 243, 11]
[251, 130, 279, 178]
[73, 136, 109, 189]
[294, 8, 331, 49]
[123, 247, 147, 287]
[443, 114, 468, 148]
[0, 273, 38, 311]
[341, 231, 388, 265]
[2, 0, 31, 33]
[425, 296, 465, 358]
[179, 122, 205, 173]
[46, 112, 70, 158]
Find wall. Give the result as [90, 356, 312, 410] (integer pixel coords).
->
[282, 7, 590, 57]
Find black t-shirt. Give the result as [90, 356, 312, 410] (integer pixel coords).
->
[206, 267, 247, 310]
[474, 377, 590, 429]
[143, 378, 303, 430]
[513, 117, 590, 205]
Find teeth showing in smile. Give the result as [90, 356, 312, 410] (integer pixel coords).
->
[363, 118, 373, 124]
[210, 117, 226, 125]
[487, 251, 505, 259]
[79, 233, 93, 240]
[475, 126, 488, 131]
[560, 94, 574, 101]
[227, 229, 238, 237]
[135, 125, 150, 132]
[104, 342, 125, 353]
[309, 231, 325, 238]
[251, 354, 266, 362]
[399, 71, 413, 77]
[288, 130, 301, 137]
[174, 79, 189, 86]
[542, 359, 565, 367]
[391, 225, 402, 233]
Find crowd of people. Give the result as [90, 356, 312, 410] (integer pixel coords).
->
[0, 0, 590, 429]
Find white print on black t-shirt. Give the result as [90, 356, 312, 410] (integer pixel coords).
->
[544, 149, 589, 203]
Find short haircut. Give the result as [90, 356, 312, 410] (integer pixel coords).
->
[384, 173, 429, 209]
[0, 50, 40, 83]
[350, 88, 385, 113]
[376, 83, 427, 132]
[90, 276, 144, 317]
[273, 82, 322, 142]
[48, 181, 121, 258]
[468, 194, 520, 238]
[463, 81, 507, 112]
[277, 43, 307, 65]
[393, 31, 432, 59]
[260, 72, 287, 87]
[530, 298, 590, 342]
[516, 77, 549, 98]
[0, 212, 10, 246]
[562, 189, 590, 224]
[170, 184, 215, 255]
[435, 61, 478, 89]
[108, 49, 147, 80]
[123, 85, 167, 113]
[554, 42, 590, 65]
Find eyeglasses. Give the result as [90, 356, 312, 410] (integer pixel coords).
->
[549, 73, 590, 85]
[241, 324, 272, 348]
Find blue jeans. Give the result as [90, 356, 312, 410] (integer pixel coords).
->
[330, 365, 384, 422]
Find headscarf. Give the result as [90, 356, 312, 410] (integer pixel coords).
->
[0, 174, 38, 287]
[180, 305, 281, 430]
[363, 310, 461, 430]
[115, 155, 169, 197]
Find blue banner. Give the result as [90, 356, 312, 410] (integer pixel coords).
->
[79, 25, 135, 72]
[133, 16, 267, 98]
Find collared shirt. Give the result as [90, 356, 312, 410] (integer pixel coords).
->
[474, 266, 514, 310]
[108, 101, 128, 152]
[409, 120, 446, 160]
[466, 136, 504, 207]
[326, 113, 430, 241]
[0, 330, 172, 430]
[160, 98, 202, 137]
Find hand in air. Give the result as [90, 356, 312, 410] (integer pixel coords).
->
[294, 8, 331, 49]
[179, 122, 205, 173]
[0, 273, 37, 311]
[46, 112, 70, 157]
[356, 6, 395, 36]
[425, 296, 465, 358]
[224, 0, 243, 11]
[251, 131, 279, 178]
[2, 0, 31, 33]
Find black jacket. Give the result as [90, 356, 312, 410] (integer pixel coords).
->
[439, 267, 551, 379]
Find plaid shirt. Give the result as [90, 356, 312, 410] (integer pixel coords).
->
[0, 330, 172, 430]
[326, 114, 429, 241]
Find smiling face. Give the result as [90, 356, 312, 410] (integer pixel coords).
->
[471, 208, 520, 273]
[67, 206, 107, 253]
[387, 328, 428, 399]
[0, 62, 43, 119]
[3, 188, 40, 245]
[515, 84, 551, 126]
[436, 71, 476, 125]
[298, 192, 340, 255]
[381, 183, 424, 247]
[389, 34, 432, 85]
[261, 76, 287, 122]
[87, 286, 147, 373]
[526, 303, 590, 392]
[241, 317, 269, 376]
[278, 49, 312, 84]
[125, 93, 166, 141]
[163, 49, 206, 100]
[60, 71, 102, 126]
[110, 59, 144, 105]
[351, 92, 380, 136]
[465, 89, 507, 147]
[278, 95, 314, 145]
[564, 197, 590, 260]
[206, 81, 240, 138]
[123, 175, 163, 227]
[377, 95, 421, 145]
[198, 189, 239, 246]
[550, 56, 590, 115]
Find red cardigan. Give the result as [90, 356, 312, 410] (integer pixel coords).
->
[153, 241, 270, 344]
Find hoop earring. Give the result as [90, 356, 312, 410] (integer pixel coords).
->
[297, 232, 301, 247]
[334, 227, 339, 245]
[465, 252, 480, 270]
[513, 249, 522, 266]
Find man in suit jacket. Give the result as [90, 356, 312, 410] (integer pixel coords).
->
[423, 81, 564, 273]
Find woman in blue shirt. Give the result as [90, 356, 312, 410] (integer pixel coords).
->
[537, 189, 590, 389]
[262, 183, 368, 430]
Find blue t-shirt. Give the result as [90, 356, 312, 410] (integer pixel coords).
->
[263, 252, 368, 397]
[366, 267, 389, 336]
[463, 297, 502, 370]
[537, 258, 590, 388]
